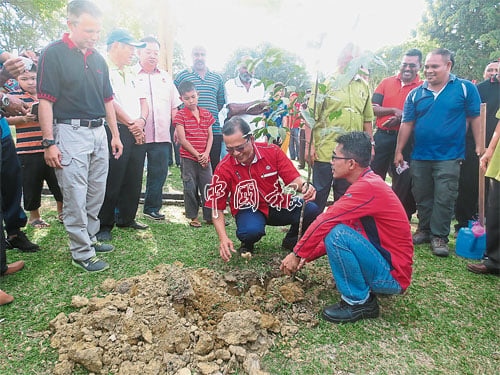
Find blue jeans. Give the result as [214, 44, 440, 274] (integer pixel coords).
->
[288, 128, 300, 160]
[235, 201, 320, 249]
[325, 224, 402, 305]
[144, 142, 171, 214]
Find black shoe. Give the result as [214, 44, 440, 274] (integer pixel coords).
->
[72, 256, 109, 272]
[5, 231, 40, 252]
[117, 221, 149, 230]
[96, 229, 112, 242]
[322, 294, 379, 324]
[91, 242, 114, 253]
[143, 211, 165, 221]
[238, 243, 254, 255]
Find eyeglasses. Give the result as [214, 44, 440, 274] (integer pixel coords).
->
[226, 138, 250, 153]
[331, 152, 354, 161]
[400, 63, 418, 68]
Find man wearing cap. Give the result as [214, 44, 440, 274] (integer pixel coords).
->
[96, 29, 149, 241]
[174, 46, 225, 172]
[37, 0, 123, 272]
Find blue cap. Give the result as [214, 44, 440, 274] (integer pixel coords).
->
[106, 29, 146, 48]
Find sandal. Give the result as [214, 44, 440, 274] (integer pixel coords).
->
[29, 219, 50, 229]
[189, 219, 202, 228]
[57, 213, 63, 224]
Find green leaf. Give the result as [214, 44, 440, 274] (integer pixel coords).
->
[328, 109, 343, 122]
[267, 125, 279, 138]
[300, 108, 316, 128]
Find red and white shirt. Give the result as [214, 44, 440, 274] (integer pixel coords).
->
[174, 106, 214, 161]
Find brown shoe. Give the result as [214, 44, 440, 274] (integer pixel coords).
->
[466, 263, 500, 276]
[0, 290, 14, 305]
[4, 260, 25, 275]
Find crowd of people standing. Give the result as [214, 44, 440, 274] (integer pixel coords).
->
[0, 0, 498, 324]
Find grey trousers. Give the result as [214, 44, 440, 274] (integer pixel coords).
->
[54, 123, 108, 261]
[411, 159, 461, 240]
[180, 157, 212, 221]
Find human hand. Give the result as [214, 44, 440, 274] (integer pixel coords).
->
[280, 253, 306, 276]
[394, 151, 404, 168]
[44, 145, 62, 169]
[219, 237, 236, 262]
[2, 57, 26, 78]
[3, 94, 29, 115]
[111, 136, 123, 159]
[23, 113, 37, 123]
[301, 182, 316, 202]
[479, 149, 493, 172]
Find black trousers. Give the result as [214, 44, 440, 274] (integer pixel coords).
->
[370, 129, 416, 220]
[99, 124, 146, 230]
[0, 130, 6, 275]
[484, 178, 500, 271]
[298, 128, 306, 169]
[454, 138, 481, 231]
[1, 135, 27, 235]
[210, 134, 222, 173]
[19, 153, 63, 210]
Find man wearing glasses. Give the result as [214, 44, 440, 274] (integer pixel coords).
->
[206, 116, 320, 261]
[371, 49, 423, 220]
[281, 131, 414, 323]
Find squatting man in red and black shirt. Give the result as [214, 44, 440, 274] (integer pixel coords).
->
[281, 131, 414, 324]
[205, 116, 320, 261]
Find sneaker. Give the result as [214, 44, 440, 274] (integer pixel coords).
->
[91, 242, 114, 253]
[96, 229, 112, 242]
[72, 256, 109, 272]
[431, 237, 449, 257]
[412, 230, 431, 245]
[5, 231, 40, 252]
[144, 211, 165, 221]
[238, 243, 254, 255]
[322, 294, 379, 324]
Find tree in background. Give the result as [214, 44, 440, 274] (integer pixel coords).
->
[418, 0, 499, 81]
[221, 43, 312, 93]
[0, 0, 66, 52]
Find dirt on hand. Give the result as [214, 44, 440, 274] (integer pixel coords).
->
[50, 260, 332, 375]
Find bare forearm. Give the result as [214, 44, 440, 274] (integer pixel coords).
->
[105, 101, 120, 139]
[363, 121, 373, 140]
[38, 99, 54, 139]
[372, 105, 400, 117]
[205, 131, 213, 154]
[212, 210, 229, 240]
[395, 121, 414, 153]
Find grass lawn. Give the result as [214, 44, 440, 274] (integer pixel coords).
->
[0, 166, 498, 374]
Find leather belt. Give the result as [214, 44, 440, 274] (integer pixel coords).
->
[56, 118, 104, 128]
[377, 128, 398, 135]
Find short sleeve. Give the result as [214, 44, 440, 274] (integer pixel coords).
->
[102, 62, 113, 102]
[37, 46, 60, 102]
[464, 81, 481, 118]
[401, 89, 417, 123]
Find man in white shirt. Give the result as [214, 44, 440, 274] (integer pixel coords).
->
[97, 29, 149, 241]
[224, 58, 267, 134]
[136, 36, 181, 220]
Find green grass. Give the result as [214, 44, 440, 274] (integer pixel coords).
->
[0, 176, 498, 374]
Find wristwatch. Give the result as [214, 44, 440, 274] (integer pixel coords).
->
[0, 94, 10, 110]
[41, 139, 56, 148]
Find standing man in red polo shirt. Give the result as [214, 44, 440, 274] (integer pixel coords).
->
[371, 49, 423, 220]
[205, 117, 320, 260]
[38, 0, 123, 272]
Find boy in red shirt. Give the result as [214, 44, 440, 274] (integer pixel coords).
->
[174, 81, 213, 227]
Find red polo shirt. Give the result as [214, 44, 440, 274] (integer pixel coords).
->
[174, 106, 214, 161]
[372, 74, 422, 130]
[205, 142, 300, 217]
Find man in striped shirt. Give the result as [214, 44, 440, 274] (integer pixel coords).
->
[174, 46, 225, 172]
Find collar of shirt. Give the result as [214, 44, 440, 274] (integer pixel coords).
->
[422, 73, 457, 90]
[62, 33, 94, 57]
[107, 58, 133, 83]
[231, 143, 263, 166]
[233, 75, 259, 89]
[490, 74, 500, 83]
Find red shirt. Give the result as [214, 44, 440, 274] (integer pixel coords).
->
[294, 169, 414, 291]
[174, 106, 215, 161]
[288, 102, 302, 129]
[205, 142, 300, 217]
[372, 74, 422, 130]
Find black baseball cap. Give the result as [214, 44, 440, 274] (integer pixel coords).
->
[106, 29, 146, 48]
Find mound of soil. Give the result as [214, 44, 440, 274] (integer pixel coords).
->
[50, 260, 333, 375]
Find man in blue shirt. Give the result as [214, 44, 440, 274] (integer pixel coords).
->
[395, 48, 481, 257]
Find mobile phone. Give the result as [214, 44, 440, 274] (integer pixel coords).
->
[31, 102, 39, 120]
[19, 56, 33, 71]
